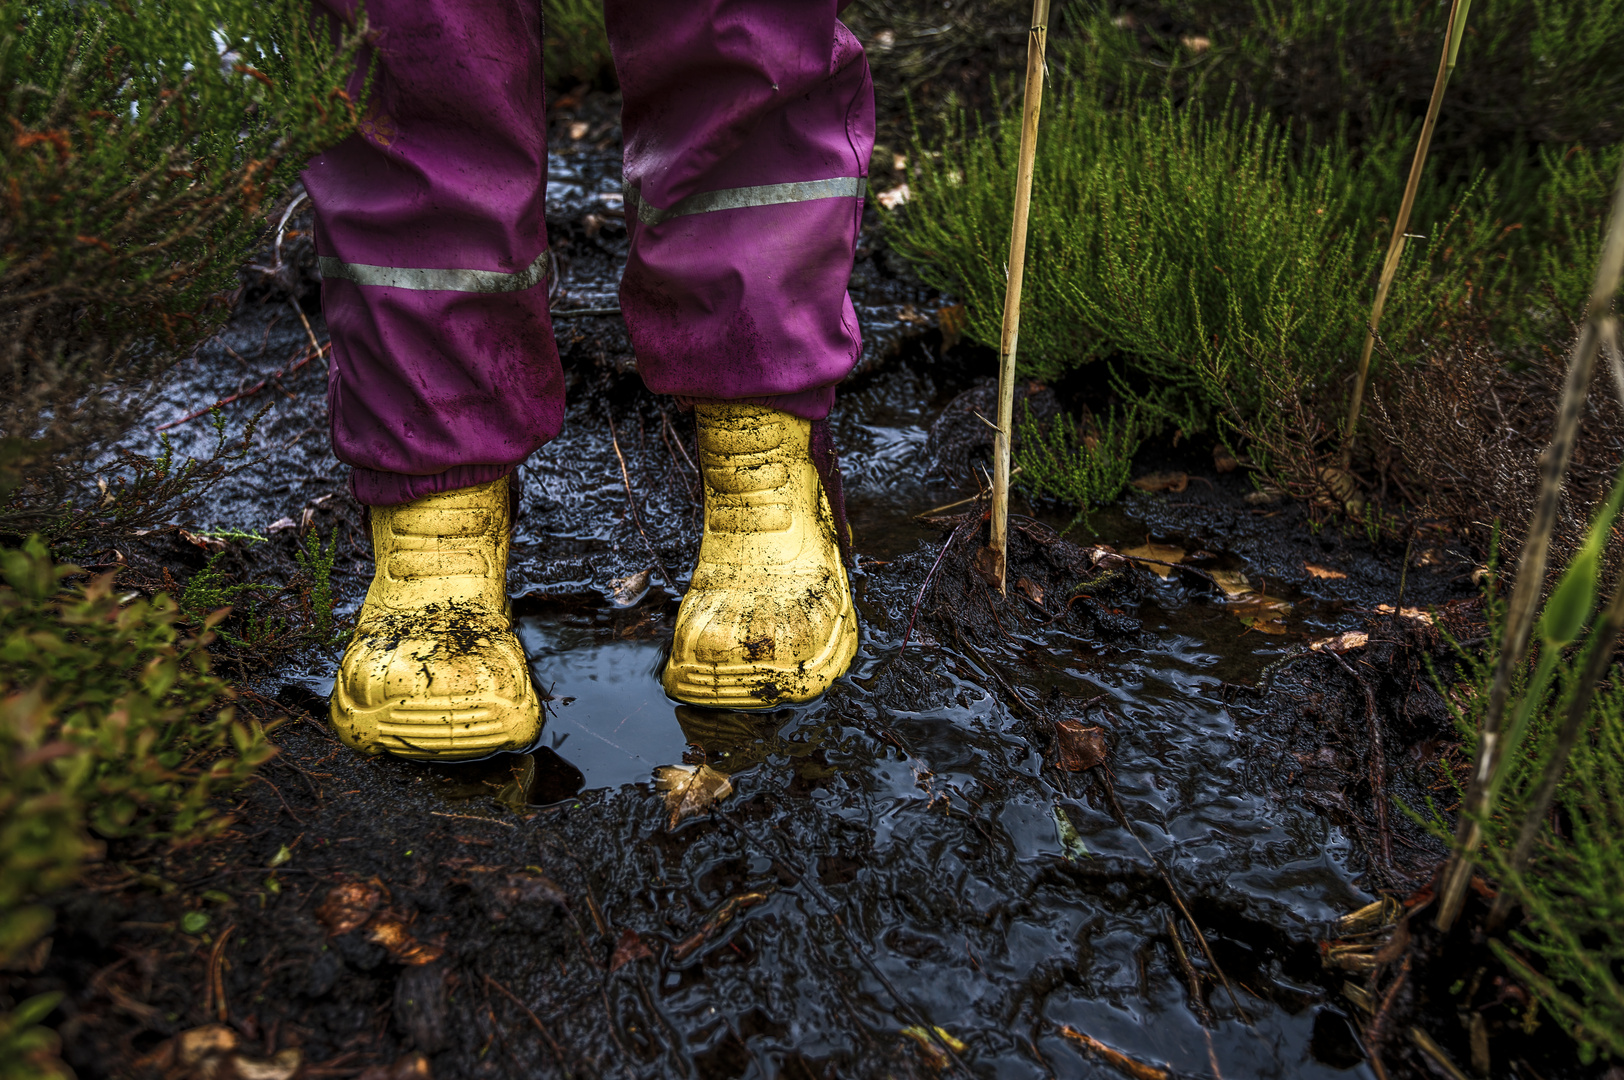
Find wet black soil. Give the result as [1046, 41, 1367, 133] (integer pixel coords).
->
[10, 107, 1601, 1080]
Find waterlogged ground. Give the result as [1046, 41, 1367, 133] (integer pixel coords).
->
[36, 139, 1551, 1080]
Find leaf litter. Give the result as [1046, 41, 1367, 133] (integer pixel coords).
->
[653, 763, 733, 827]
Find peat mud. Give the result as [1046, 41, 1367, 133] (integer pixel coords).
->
[10, 124, 1595, 1080]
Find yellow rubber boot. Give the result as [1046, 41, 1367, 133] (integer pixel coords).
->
[663, 404, 858, 708]
[330, 478, 540, 759]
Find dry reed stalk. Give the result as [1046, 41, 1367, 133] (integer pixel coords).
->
[1341, 0, 1473, 461]
[1436, 157, 1624, 931]
[988, 0, 1051, 594]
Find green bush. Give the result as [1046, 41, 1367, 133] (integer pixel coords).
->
[889, 80, 1478, 433]
[1432, 501, 1624, 1061]
[0, 538, 272, 1078]
[0, 0, 363, 529]
[1013, 404, 1142, 527]
[544, 0, 612, 89]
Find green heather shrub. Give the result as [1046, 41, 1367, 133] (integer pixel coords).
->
[890, 82, 1477, 433]
[0, 0, 362, 531]
[0, 538, 272, 1078]
[1013, 404, 1142, 527]
[544, 0, 613, 89]
[1431, 490, 1624, 1061]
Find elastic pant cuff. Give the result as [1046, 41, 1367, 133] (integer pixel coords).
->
[674, 384, 837, 422]
[349, 462, 516, 507]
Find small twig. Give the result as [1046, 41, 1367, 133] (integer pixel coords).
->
[1365, 953, 1411, 1069]
[249, 773, 304, 825]
[289, 298, 322, 354]
[901, 520, 971, 651]
[606, 409, 676, 589]
[207, 923, 236, 1022]
[549, 306, 622, 318]
[155, 342, 328, 431]
[484, 974, 571, 1077]
[715, 809, 974, 1078]
[1329, 651, 1394, 871]
[1165, 912, 1214, 1028]
[1098, 770, 1252, 1027]
[428, 810, 516, 828]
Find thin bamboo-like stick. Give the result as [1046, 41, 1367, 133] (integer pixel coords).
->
[1341, 0, 1473, 462]
[1436, 157, 1624, 932]
[988, 0, 1051, 594]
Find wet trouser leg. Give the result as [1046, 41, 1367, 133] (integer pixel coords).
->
[606, 0, 875, 421]
[303, 0, 564, 508]
[306, 0, 872, 500]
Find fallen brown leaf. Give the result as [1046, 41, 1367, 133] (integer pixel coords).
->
[1208, 569, 1251, 597]
[610, 927, 653, 971]
[1131, 471, 1188, 494]
[1058, 1026, 1170, 1080]
[671, 891, 770, 961]
[1015, 577, 1045, 606]
[1310, 631, 1369, 653]
[653, 763, 733, 827]
[1229, 593, 1291, 635]
[1375, 604, 1434, 625]
[900, 1025, 967, 1069]
[232, 1050, 303, 1080]
[315, 881, 387, 936]
[972, 544, 1002, 586]
[1213, 444, 1240, 473]
[357, 1053, 433, 1080]
[1121, 542, 1185, 579]
[1054, 720, 1108, 772]
[1304, 562, 1348, 580]
[367, 914, 444, 966]
[608, 568, 652, 608]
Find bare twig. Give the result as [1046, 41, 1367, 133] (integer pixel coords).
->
[606, 409, 676, 589]
[901, 519, 972, 651]
[715, 809, 974, 1078]
[1098, 770, 1252, 1027]
[989, 0, 1051, 593]
[484, 974, 571, 1076]
[1329, 651, 1394, 871]
[155, 342, 328, 431]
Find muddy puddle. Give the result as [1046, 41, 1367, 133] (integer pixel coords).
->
[59, 142, 1517, 1080]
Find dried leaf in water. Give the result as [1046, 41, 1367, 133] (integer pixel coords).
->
[609, 927, 653, 971]
[900, 1025, 967, 1069]
[1058, 1026, 1170, 1080]
[232, 1049, 303, 1080]
[316, 880, 387, 936]
[1131, 471, 1188, 494]
[1015, 577, 1045, 606]
[1230, 593, 1291, 635]
[1054, 720, 1107, 771]
[1375, 604, 1434, 626]
[1305, 563, 1348, 580]
[1121, 542, 1185, 579]
[367, 915, 444, 966]
[608, 568, 652, 608]
[1052, 805, 1090, 862]
[1208, 569, 1251, 597]
[653, 763, 733, 827]
[1310, 631, 1369, 653]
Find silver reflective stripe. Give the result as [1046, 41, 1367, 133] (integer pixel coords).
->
[628, 176, 865, 226]
[317, 248, 550, 292]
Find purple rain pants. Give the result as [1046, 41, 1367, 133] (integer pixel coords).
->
[303, 0, 875, 506]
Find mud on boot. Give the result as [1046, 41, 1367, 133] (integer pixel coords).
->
[331, 478, 540, 759]
[663, 404, 858, 708]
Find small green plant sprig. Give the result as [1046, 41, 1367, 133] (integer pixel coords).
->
[0, 537, 273, 1075]
[1012, 404, 1142, 528]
